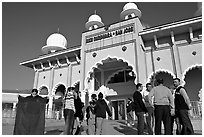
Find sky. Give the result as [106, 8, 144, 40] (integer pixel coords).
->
[2, 1, 201, 90]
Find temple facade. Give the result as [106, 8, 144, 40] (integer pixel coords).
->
[16, 3, 202, 119]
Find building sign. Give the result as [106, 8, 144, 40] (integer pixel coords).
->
[86, 26, 134, 44]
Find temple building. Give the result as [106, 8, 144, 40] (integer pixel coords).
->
[4, 3, 202, 119]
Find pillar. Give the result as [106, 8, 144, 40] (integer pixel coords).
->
[33, 70, 39, 88]
[48, 67, 54, 118]
[101, 70, 104, 86]
[67, 64, 72, 87]
[171, 31, 183, 79]
[80, 36, 86, 104]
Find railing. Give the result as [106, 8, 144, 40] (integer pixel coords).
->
[189, 101, 202, 120]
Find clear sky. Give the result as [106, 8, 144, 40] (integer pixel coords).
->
[2, 1, 201, 90]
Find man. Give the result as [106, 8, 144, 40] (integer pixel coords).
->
[173, 78, 194, 135]
[86, 94, 97, 135]
[63, 87, 76, 135]
[94, 92, 112, 135]
[148, 79, 174, 135]
[14, 89, 49, 135]
[133, 83, 148, 135]
[143, 83, 154, 135]
[73, 90, 84, 135]
[169, 85, 181, 135]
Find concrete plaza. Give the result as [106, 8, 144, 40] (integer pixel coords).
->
[2, 117, 202, 135]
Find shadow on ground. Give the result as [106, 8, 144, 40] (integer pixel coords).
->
[112, 120, 138, 135]
[45, 129, 63, 135]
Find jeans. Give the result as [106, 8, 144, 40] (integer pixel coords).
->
[63, 109, 75, 135]
[178, 109, 194, 135]
[96, 117, 104, 135]
[154, 105, 171, 135]
[146, 107, 154, 135]
[87, 117, 96, 135]
[135, 112, 145, 135]
[127, 111, 134, 125]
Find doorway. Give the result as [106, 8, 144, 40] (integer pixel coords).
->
[111, 99, 126, 120]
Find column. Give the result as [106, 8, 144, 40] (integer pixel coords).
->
[48, 67, 54, 118]
[101, 70, 104, 86]
[33, 70, 39, 88]
[171, 31, 183, 79]
[67, 64, 72, 87]
[79, 39, 86, 103]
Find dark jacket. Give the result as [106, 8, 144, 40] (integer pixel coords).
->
[133, 91, 147, 113]
[74, 96, 84, 120]
[95, 99, 112, 118]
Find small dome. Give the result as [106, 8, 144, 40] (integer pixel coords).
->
[120, 2, 141, 20]
[85, 14, 104, 30]
[88, 14, 102, 22]
[123, 2, 138, 11]
[42, 33, 67, 54]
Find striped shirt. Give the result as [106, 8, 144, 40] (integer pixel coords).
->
[64, 92, 75, 112]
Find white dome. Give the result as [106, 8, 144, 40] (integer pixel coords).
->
[42, 33, 67, 54]
[123, 2, 138, 11]
[85, 14, 104, 30]
[88, 14, 102, 22]
[46, 33, 67, 47]
[120, 2, 141, 20]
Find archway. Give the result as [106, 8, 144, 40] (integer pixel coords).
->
[39, 86, 48, 95]
[148, 70, 175, 88]
[85, 57, 137, 91]
[53, 84, 66, 119]
[183, 65, 202, 101]
[182, 65, 202, 119]
[55, 84, 66, 97]
[86, 57, 136, 120]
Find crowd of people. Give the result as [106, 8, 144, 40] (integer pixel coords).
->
[127, 78, 194, 135]
[63, 87, 112, 135]
[14, 77, 195, 135]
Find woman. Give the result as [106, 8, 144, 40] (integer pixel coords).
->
[63, 87, 76, 135]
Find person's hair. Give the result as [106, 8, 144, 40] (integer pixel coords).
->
[173, 77, 180, 82]
[98, 92, 103, 99]
[156, 78, 164, 84]
[67, 87, 75, 92]
[91, 94, 97, 99]
[136, 83, 143, 89]
[32, 89, 38, 93]
[146, 83, 151, 87]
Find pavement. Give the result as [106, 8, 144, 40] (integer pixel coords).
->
[2, 117, 202, 135]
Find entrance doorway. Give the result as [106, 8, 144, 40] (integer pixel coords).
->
[111, 100, 126, 120]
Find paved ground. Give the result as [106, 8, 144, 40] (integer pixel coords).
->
[2, 117, 202, 135]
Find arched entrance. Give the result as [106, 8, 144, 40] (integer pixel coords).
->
[183, 65, 202, 119]
[55, 84, 66, 97]
[53, 84, 66, 119]
[183, 65, 202, 101]
[39, 86, 48, 95]
[86, 57, 136, 120]
[148, 70, 175, 88]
